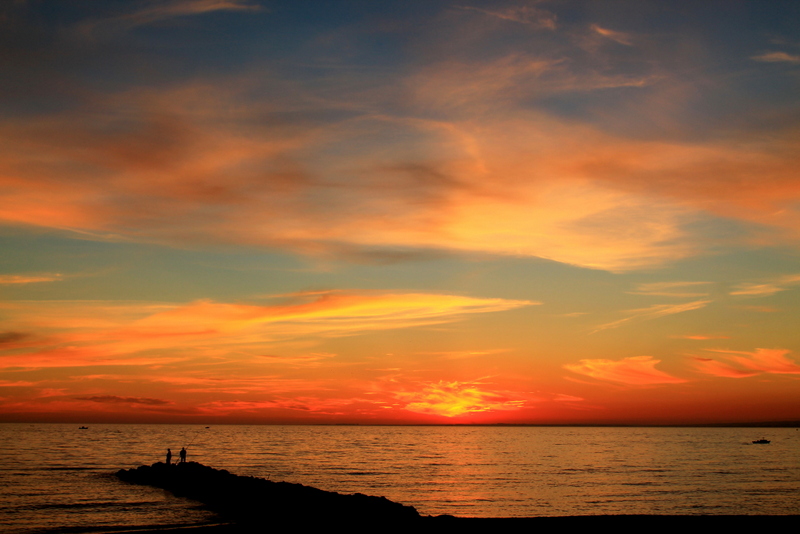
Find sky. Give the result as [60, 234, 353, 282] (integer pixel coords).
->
[1, 0, 800, 425]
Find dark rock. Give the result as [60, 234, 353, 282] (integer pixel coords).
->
[116, 462, 420, 527]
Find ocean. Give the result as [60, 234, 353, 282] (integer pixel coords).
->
[1, 424, 798, 532]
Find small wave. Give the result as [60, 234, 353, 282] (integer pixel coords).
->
[43, 467, 94, 471]
[26, 501, 155, 511]
[35, 521, 223, 534]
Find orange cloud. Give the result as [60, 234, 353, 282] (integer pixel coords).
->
[257, 353, 337, 367]
[691, 357, 759, 379]
[3, 6, 800, 277]
[198, 396, 378, 416]
[675, 334, 730, 340]
[149, 376, 333, 396]
[564, 356, 687, 385]
[74, 395, 171, 406]
[124, 291, 534, 339]
[552, 394, 584, 402]
[0, 380, 36, 387]
[0, 291, 533, 369]
[416, 349, 509, 360]
[696, 348, 800, 378]
[4, 74, 796, 273]
[392, 380, 527, 417]
[0, 346, 187, 370]
[0, 274, 62, 284]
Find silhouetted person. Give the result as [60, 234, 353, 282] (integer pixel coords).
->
[166, 448, 172, 465]
[179, 447, 187, 463]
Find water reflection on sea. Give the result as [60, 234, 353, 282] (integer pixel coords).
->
[0, 424, 798, 532]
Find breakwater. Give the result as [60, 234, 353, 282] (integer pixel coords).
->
[116, 462, 421, 527]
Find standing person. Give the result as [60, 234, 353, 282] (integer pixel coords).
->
[179, 447, 186, 463]
[166, 448, 172, 465]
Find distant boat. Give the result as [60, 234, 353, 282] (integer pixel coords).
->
[78, 426, 89, 430]
[752, 438, 770, 444]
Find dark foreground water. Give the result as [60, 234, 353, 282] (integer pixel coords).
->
[1, 424, 798, 532]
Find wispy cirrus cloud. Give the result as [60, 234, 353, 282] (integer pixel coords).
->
[591, 24, 633, 46]
[694, 348, 800, 378]
[0, 274, 62, 284]
[3, 3, 800, 279]
[752, 51, 800, 63]
[149, 375, 333, 395]
[256, 352, 337, 367]
[674, 334, 730, 340]
[78, 0, 262, 35]
[729, 274, 800, 297]
[2, 64, 799, 272]
[74, 395, 171, 406]
[630, 281, 711, 298]
[591, 300, 710, 334]
[0, 332, 32, 345]
[692, 357, 759, 378]
[124, 291, 534, 339]
[416, 348, 509, 360]
[0, 291, 533, 369]
[0, 380, 36, 388]
[456, 5, 557, 29]
[198, 395, 379, 415]
[564, 356, 687, 385]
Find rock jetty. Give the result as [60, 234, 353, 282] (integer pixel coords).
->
[116, 462, 420, 527]
[116, 462, 800, 530]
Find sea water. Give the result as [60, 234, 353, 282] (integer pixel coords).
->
[0, 424, 798, 532]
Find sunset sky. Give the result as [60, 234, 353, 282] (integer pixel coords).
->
[2, 0, 800, 425]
